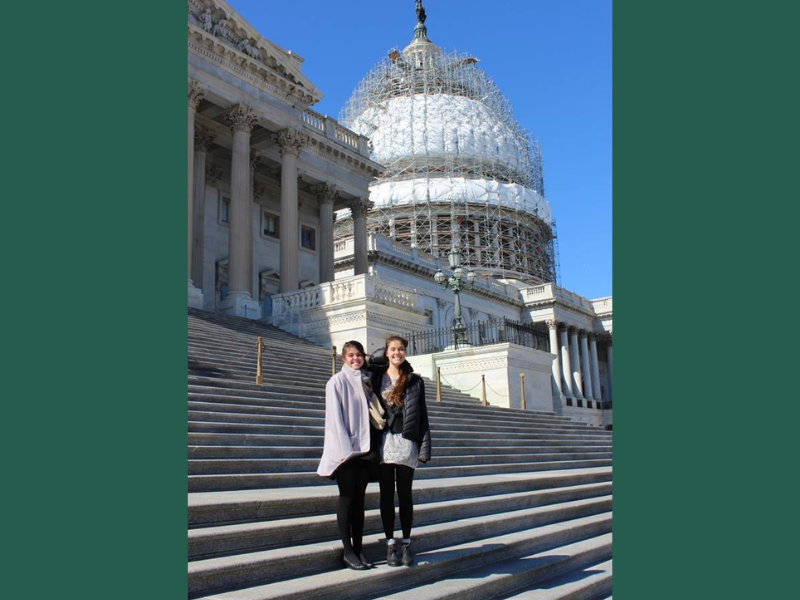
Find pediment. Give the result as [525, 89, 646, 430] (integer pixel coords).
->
[188, 0, 323, 106]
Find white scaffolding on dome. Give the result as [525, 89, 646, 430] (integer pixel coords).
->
[336, 34, 558, 284]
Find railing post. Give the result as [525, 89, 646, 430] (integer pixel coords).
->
[436, 367, 442, 402]
[520, 373, 526, 410]
[256, 337, 263, 384]
[331, 345, 337, 376]
[481, 374, 487, 406]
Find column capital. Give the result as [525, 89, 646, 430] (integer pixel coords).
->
[588, 332, 598, 342]
[188, 80, 205, 109]
[568, 325, 578, 335]
[308, 182, 339, 204]
[273, 128, 308, 157]
[206, 164, 223, 187]
[545, 319, 558, 331]
[194, 126, 216, 151]
[348, 197, 372, 218]
[225, 103, 259, 133]
[579, 329, 589, 339]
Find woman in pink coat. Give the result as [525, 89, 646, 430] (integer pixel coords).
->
[316, 341, 380, 570]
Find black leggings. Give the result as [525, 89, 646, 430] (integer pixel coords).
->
[335, 459, 370, 557]
[379, 463, 415, 540]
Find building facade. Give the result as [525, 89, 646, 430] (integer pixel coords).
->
[187, 0, 612, 426]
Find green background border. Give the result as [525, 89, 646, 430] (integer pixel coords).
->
[5, 1, 186, 597]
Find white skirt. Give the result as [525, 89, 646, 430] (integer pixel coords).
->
[380, 431, 419, 469]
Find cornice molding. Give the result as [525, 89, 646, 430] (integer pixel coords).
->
[188, 29, 315, 107]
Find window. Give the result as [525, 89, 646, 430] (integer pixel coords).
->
[301, 225, 316, 251]
[262, 212, 279, 239]
[220, 197, 230, 224]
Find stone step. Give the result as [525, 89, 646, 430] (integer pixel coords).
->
[186, 407, 611, 437]
[188, 467, 613, 526]
[188, 346, 336, 376]
[188, 459, 613, 491]
[188, 452, 614, 475]
[189, 482, 612, 559]
[187, 386, 575, 424]
[187, 387, 496, 415]
[187, 376, 572, 420]
[189, 510, 612, 599]
[187, 444, 613, 460]
[188, 432, 613, 450]
[384, 539, 612, 600]
[187, 397, 597, 431]
[500, 559, 612, 600]
[188, 420, 611, 443]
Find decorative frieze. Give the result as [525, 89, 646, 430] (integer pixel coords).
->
[225, 103, 259, 133]
[440, 357, 509, 374]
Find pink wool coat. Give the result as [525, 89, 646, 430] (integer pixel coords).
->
[316, 364, 371, 477]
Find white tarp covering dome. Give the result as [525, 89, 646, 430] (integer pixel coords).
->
[336, 4, 557, 284]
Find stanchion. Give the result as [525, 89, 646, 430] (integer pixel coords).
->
[520, 372, 526, 410]
[481, 374, 487, 406]
[436, 367, 442, 402]
[331, 345, 337, 376]
[256, 337, 263, 384]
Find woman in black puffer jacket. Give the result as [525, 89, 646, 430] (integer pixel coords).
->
[369, 336, 431, 568]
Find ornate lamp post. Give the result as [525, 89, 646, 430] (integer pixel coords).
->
[434, 245, 476, 347]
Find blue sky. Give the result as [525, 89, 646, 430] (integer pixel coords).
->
[228, 0, 612, 299]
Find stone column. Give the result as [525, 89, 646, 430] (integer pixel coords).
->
[350, 198, 371, 276]
[192, 127, 215, 288]
[249, 153, 264, 298]
[589, 334, 602, 402]
[569, 326, 583, 399]
[274, 129, 306, 293]
[579, 331, 594, 401]
[559, 326, 573, 397]
[188, 81, 205, 307]
[219, 103, 260, 318]
[205, 164, 223, 300]
[546, 320, 563, 397]
[606, 336, 613, 401]
[310, 183, 338, 284]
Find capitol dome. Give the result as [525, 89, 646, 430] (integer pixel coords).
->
[336, 3, 557, 284]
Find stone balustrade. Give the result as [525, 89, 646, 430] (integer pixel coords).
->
[301, 109, 325, 132]
[522, 283, 595, 312]
[592, 296, 613, 314]
[271, 273, 422, 318]
[334, 125, 358, 149]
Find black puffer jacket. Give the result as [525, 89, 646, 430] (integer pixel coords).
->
[370, 367, 432, 462]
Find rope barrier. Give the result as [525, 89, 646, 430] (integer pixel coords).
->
[439, 372, 483, 393]
[484, 380, 510, 398]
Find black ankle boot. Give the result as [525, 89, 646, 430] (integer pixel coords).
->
[400, 542, 414, 566]
[387, 544, 402, 567]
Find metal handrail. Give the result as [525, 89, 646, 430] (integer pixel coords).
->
[405, 317, 550, 355]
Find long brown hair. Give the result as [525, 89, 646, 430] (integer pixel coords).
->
[383, 336, 412, 407]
